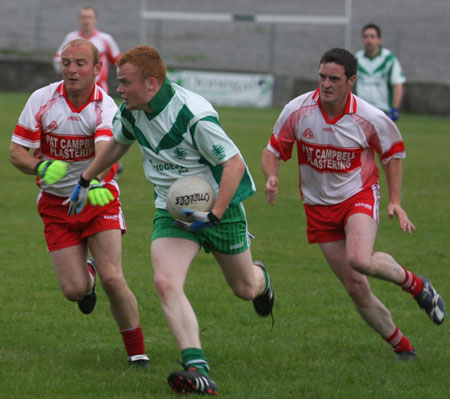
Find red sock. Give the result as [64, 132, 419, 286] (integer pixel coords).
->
[399, 266, 423, 298]
[384, 327, 414, 353]
[87, 264, 95, 277]
[86, 263, 95, 294]
[120, 325, 146, 357]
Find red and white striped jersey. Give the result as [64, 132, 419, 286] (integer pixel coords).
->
[11, 81, 118, 197]
[267, 89, 405, 205]
[54, 30, 121, 93]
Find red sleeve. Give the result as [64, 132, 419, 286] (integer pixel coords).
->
[272, 122, 296, 162]
[380, 141, 405, 161]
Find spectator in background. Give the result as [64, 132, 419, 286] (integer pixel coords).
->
[54, 6, 124, 178]
[54, 6, 121, 94]
[354, 23, 405, 122]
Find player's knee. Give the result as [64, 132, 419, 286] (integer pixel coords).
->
[100, 272, 125, 295]
[154, 272, 181, 299]
[61, 283, 89, 302]
[347, 254, 372, 275]
[230, 281, 256, 301]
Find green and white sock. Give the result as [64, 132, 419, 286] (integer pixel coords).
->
[181, 347, 210, 376]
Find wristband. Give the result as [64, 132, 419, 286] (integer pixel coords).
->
[34, 160, 45, 175]
[79, 175, 91, 188]
[208, 212, 221, 226]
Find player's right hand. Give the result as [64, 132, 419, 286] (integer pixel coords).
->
[174, 209, 220, 232]
[65, 175, 91, 216]
[36, 160, 68, 184]
[264, 176, 279, 205]
[387, 203, 416, 234]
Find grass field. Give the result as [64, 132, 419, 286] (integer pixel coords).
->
[0, 91, 449, 399]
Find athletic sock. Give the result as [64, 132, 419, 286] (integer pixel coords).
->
[87, 263, 95, 277]
[384, 326, 414, 353]
[398, 266, 423, 298]
[120, 325, 146, 357]
[86, 262, 95, 294]
[181, 347, 210, 376]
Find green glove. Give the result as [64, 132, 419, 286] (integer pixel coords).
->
[87, 179, 114, 207]
[36, 160, 68, 184]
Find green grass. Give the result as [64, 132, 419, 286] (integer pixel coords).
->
[1, 91, 449, 398]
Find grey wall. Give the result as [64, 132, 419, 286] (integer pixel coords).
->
[1, 56, 448, 115]
[0, 0, 449, 114]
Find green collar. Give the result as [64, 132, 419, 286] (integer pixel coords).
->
[146, 78, 175, 117]
[364, 46, 383, 60]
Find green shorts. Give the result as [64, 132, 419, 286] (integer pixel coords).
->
[152, 204, 251, 254]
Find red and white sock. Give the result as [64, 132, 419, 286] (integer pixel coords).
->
[384, 326, 414, 353]
[87, 264, 95, 277]
[120, 325, 146, 357]
[86, 262, 95, 294]
[399, 266, 423, 298]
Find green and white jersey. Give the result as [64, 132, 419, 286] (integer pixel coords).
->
[113, 79, 255, 209]
[355, 47, 406, 112]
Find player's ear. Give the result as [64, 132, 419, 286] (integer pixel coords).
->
[94, 60, 103, 76]
[148, 77, 158, 90]
[348, 74, 357, 88]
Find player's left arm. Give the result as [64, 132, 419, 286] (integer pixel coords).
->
[383, 158, 416, 234]
[392, 83, 404, 110]
[178, 153, 245, 231]
[387, 84, 403, 121]
[212, 154, 245, 220]
[104, 34, 121, 64]
[388, 58, 406, 121]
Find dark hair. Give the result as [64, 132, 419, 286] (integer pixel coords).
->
[319, 48, 357, 79]
[362, 23, 381, 38]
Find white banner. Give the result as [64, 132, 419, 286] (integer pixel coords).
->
[167, 69, 273, 108]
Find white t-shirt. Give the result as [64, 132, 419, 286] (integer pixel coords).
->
[355, 47, 406, 112]
[267, 89, 405, 206]
[12, 81, 118, 197]
[114, 79, 256, 210]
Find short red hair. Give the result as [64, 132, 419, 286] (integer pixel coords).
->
[117, 45, 166, 84]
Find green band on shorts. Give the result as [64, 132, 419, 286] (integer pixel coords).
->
[152, 204, 251, 254]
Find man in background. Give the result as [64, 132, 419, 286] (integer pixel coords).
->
[54, 6, 121, 94]
[54, 6, 123, 177]
[354, 23, 406, 122]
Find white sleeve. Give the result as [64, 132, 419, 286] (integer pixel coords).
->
[53, 33, 73, 73]
[390, 58, 406, 85]
[103, 33, 121, 63]
[12, 88, 47, 148]
[193, 117, 240, 166]
[113, 110, 136, 145]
